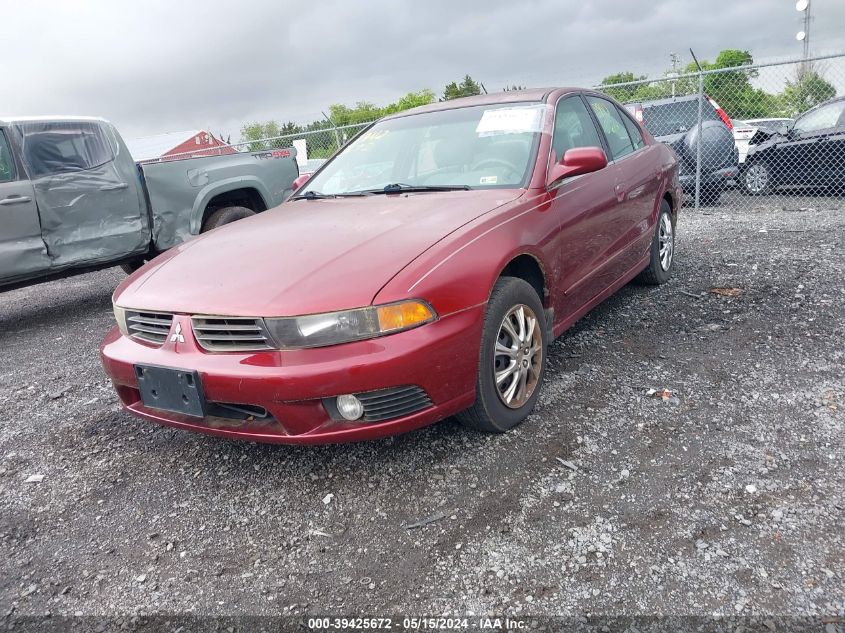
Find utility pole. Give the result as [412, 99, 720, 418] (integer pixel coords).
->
[796, 0, 812, 68]
[669, 52, 680, 98]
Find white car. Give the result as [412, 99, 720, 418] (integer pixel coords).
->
[733, 118, 794, 163]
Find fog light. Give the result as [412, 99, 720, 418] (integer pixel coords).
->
[336, 394, 364, 421]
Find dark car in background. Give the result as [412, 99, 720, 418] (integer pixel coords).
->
[626, 95, 738, 204]
[742, 96, 845, 195]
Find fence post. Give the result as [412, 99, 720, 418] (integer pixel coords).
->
[695, 72, 703, 211]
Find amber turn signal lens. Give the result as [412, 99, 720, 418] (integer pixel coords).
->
[376, 301, 435, 332]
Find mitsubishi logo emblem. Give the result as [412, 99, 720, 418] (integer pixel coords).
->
[170, 322, 185, 343]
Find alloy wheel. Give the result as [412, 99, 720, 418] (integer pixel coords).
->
[659, 213, 674, 271]
[493, 304, 543, 409]
[745, 163, 768, 194]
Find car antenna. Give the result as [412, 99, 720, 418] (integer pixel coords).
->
[689, 48, 703, 71]
[480, 82, 488, 94]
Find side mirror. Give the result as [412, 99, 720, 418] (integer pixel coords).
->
[777, 122, 793, 137]
[292, 174, 311, 191]
[546, 147, 608, 188]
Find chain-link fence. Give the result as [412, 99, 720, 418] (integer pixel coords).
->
[151, 53, 845, 211]
[595, 52, 845, 210]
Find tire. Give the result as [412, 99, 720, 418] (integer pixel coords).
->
[201, 205, 256, 232]
[457, 277, 547, 434]
[699, 183, 723, 206]
[120, 259, 146, 274]
[636, 200, 675, 286]
[742, 160, 772, 196]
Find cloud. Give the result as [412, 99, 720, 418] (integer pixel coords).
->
[3, 0, 844, 140]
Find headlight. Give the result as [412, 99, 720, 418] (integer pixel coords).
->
[263, 300, 435, 348]
[113, 304, 129, 337]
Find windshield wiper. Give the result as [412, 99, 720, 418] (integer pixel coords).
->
[290, 190, 334, 200]
[290, 189, 370, 201]
[366, 183, 472, 195]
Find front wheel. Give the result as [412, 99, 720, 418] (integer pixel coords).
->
[743, 160, 772, 196]
[458, 277, 547, 433]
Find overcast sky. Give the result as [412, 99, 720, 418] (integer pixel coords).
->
[5, 0, 845, 141]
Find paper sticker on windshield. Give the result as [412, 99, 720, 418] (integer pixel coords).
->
[480, 176, 498, 184]
[476, 107, 542, 137]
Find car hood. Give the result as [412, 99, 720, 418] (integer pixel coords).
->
[115, 189, 522, 316]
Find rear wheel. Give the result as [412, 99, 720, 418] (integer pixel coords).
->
[743, 160, 772, 195]
[458, 277, 547, 433]
[201, 205, 256, 232]
[699, 183, 724, 205]
[120, 258, 147, 274]
[636, 200, 674, 286]
[121, 206, 257, 275]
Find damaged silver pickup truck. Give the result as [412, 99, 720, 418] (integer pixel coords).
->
[0, 116, 299, 291]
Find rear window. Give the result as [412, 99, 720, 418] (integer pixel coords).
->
[640, 100, 719, 137]
[19, 121, 116, 178]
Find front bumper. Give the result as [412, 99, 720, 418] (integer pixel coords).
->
[100, 306, 484, 444]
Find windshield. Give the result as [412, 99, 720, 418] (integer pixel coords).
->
[304, 102, 546, 195]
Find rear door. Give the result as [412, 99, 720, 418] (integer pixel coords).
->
[18, 120, 149, 268]
[0, 127, 50, 282]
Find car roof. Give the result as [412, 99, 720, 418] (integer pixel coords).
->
[626, 94, 703, 107]
[0, 115, 110, 126]
[381, 88, 577, 120]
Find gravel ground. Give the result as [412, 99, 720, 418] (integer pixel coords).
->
[0, 196, 843, 625]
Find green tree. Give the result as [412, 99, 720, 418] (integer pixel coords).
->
[599, 72, 648, 102]
[241, 121, 279, 151]
[382, 89, 437, 115]
[780, 67, 836, 116]
[443, 75, 482, 100]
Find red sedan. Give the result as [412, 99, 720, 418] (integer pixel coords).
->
[101, 88, 681, 444]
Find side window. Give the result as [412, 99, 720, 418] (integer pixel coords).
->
[0, 130, 16, 183]
[551, 96, 604, 162]
[20, 121, 115, 178]
[619, 107, 645, 150]
[586, 96, 636, 160]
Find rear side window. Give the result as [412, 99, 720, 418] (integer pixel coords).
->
[0, 131, 15, 183]
[551, 96, 604, 161]
[19, 121, 116, 178]
[586, 96, 635, 160]
[619, 108, 645, 150]
[641, 100, 719, 137]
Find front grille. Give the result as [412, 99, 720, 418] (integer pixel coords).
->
[191, 316, 273, 352]
[125, 310, 173, 346]
[357, 386, 433, 422]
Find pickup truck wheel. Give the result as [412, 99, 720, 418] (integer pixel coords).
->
[120, 259, 147, 274]
[457, 277, 547, 434]
[201, 206, 256, 232]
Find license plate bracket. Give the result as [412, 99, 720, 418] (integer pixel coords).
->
[135, 364, 206, 418]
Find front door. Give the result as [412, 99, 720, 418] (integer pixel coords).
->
[17, 120, 149, 268]
[0, 128, 50, 283]
[547, 95, 621, 321]
[584, 95, 656, 281]
[778, 99, 845, 187]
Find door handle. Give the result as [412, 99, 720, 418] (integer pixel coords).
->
[615, 183, 627, 202]
[0, 195, 32, 205]
[100, 183, 128, 191]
